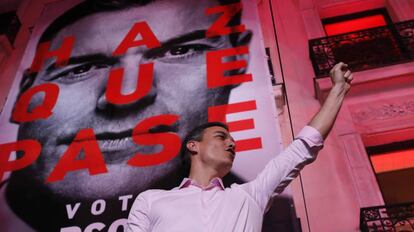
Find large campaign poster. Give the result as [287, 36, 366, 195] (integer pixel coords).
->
[0, 0, 288, 231]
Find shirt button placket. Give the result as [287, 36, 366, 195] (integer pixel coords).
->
[201, 189, 209, 232]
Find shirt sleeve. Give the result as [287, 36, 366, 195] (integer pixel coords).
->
[127, 191, 152, 232]
[239, 126, 324, 213]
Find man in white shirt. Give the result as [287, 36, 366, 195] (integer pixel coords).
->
[127, 62, 353, 231]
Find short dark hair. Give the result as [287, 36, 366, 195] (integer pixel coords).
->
[39, 0, 242, 43]
[179, 122, 229, 176]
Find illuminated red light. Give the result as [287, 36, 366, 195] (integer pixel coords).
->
[324, 15, 387, 36]
[370, 148, 414, 173]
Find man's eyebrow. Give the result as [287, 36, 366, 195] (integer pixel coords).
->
[45, 30, 221, 72]
[45, 54, 118, 73]
[214, 131, 228, 136]
[162, 30, 207, 47]
[214, 130, 236, 141]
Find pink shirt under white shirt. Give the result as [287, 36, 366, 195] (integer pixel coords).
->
[127, 126, 324, 232]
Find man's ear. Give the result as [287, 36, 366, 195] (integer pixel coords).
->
[19, 69, 37, 96]
[9, 70, 36, 124]
[234, 30, 252, 75]
[224, 30, 252, 89]
[186, 140, 199, 155]
[234, 30, 252, 47]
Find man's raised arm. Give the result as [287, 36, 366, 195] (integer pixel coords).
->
[240, 62, 352, 212]
[309, 62, 353, 139]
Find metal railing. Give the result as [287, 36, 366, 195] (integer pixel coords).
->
[360, 202, 414, 232]
[309, 19, 414, 78]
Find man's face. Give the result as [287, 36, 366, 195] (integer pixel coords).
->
[193, 126, 236, 175]
[16, 0, 238, 199]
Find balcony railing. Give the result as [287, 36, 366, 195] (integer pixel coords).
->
[309, 19, 414, 78]
[360, 202, 414, 232]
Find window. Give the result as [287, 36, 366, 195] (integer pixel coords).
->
[367, 140, 414, 205]
[322, 8, 392, 36]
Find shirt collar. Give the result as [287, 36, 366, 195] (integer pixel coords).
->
[178, 177, 225, 190]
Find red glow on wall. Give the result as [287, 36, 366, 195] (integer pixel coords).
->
[324, 15, 387, 36]
[370, 148, 414, 173]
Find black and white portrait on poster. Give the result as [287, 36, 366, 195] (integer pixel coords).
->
[0, 0, 293, 231]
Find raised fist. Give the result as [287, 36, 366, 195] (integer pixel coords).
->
[329, 62, 353, 93]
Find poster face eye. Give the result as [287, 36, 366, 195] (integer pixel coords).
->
[48, 63, 111, 83]
[145, 43, 213, 64]
[158, 44, 211, 60]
